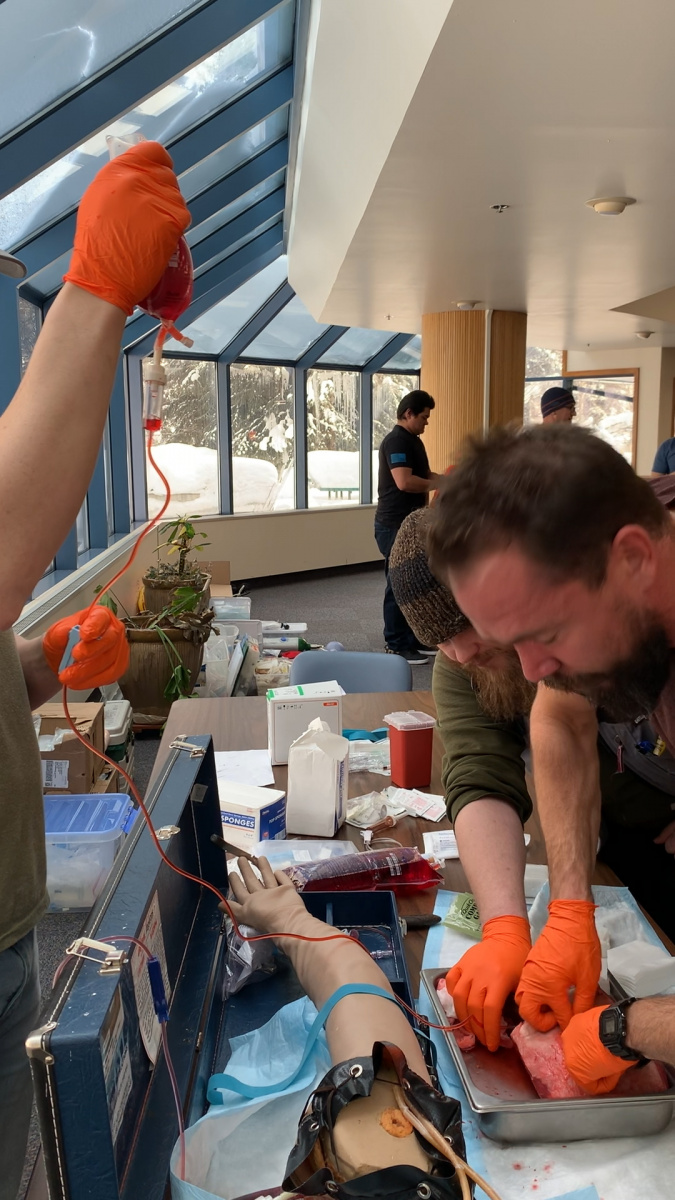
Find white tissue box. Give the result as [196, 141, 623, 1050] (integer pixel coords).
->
[266, 681, 344, 765]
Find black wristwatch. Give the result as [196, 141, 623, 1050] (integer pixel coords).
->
[599, 998, 647, 1065]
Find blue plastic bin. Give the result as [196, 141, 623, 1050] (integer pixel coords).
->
[43, 793, 137, 911]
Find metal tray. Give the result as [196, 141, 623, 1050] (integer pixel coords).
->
[421, 968, 675, 1143]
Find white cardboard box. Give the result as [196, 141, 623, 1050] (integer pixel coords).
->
[218, 780, 286, 851]
[266, 681, 344, 765]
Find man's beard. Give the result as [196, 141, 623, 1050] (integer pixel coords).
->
[544, 621, 672, 722]
[466, 653, 537, 721]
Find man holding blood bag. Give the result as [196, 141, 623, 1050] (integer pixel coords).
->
[0, 143, 189, 1199]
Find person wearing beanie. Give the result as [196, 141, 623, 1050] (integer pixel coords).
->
[540, 385, 576, 423]
[389, 508, 675, 1083]
[373, 390, 443, 664]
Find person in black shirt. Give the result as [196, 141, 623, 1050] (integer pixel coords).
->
[374, 390, 442, 663]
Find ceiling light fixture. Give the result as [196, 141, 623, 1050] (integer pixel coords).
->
[585, 196, 636, 216]
[455, 301, 478, 310]
[490, 204, 510, 213]
[636, 330, 654, 339]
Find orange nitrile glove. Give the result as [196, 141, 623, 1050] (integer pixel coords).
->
[63, 141, 190, 315]
[446, 915, 532, 1052]
[515, 900, 601, 1033]
[44, 605, 129, 689]
[561, 1005, 638, 1095]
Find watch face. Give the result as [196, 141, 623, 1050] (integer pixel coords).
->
[603, 1011, 620, 1037]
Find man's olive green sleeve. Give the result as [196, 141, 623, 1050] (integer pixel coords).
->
[432, 652, 532, 825]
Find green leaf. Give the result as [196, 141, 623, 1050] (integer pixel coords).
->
[96, 592, 118, 616]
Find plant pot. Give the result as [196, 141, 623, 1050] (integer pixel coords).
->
[141, 571, 211, 615]
[118, 626, 205, 721]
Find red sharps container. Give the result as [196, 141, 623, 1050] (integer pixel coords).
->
[384, 710, 436, 789]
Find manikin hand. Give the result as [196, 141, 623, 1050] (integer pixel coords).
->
[223, 857, 307, 936]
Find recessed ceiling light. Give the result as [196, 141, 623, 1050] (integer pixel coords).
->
[636, 330, 653, 339]
[455, 301, 478, 310]
[585, 196, 636, 216]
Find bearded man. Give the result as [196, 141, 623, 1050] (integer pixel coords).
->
[390, 508, 675, 1062]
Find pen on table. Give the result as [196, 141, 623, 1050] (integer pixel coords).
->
[210, 833, 260, 865]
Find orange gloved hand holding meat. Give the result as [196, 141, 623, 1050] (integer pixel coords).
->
[446, 914, 532, 1051]
[43, 605, 129, 689]
[516, 900, 601, 1032]
[63, 141, 190, 315]
[561, 1005, 637, 1095]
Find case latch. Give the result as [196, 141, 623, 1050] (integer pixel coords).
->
[170, 737, 205, 757]
[64, 937, 127, 975]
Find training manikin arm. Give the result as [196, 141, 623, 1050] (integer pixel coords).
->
[227, 858, 429, 1080]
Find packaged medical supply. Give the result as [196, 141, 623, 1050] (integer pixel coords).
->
[607, 939, 675, 997]
[250, 839, 359, 869]
[443, 892, 482, 939]
[218, 780, 286, 852]
[285, 718, 349, 837]
[266, 681, 344, 765]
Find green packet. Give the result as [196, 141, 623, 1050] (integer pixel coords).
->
[442, 892, 482, 939]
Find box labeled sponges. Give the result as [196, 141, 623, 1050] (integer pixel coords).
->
[266, 681, 344, 765]
[219, 780, 286, 851]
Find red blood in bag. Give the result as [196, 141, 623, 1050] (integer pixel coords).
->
[139, 236, 193, 323]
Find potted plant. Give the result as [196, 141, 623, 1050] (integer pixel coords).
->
[99, 584, 217, 724]
[142, 514, 211, 614]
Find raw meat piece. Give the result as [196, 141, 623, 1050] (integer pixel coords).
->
[511, 1022, 586, 1099]
[512, 1022, 670, 1099]
[614, 1059, 669, 1097]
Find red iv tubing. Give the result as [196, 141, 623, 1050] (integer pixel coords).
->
[57, 411, 467, 1180]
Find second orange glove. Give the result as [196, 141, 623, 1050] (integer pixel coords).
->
[516, 900, 601, 1032]
[44, 604, 129, 690]
[446, 914, 532, 1052]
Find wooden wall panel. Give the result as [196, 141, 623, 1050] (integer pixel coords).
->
[420, 310, 485, 469]
[488, 310, 527, 427]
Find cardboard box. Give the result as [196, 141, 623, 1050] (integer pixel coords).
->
[266, 681, 344, 766]
[205, 560, 233, 599]
[36, 702, 105, 794]
[92, 764, 125, 795]
[218, 780, 286, 851]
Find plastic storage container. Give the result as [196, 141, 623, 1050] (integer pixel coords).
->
[211, 596, 252, 621]
[44, 793, 136, 911]
[384, 710, 436, 788]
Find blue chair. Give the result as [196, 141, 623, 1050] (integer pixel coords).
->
[290, 650, 412, 693]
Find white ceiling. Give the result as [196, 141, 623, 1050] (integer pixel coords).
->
[290, 0, 675, 350]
